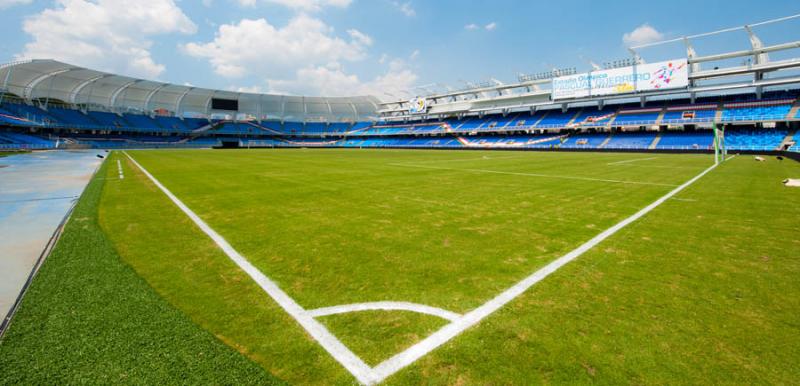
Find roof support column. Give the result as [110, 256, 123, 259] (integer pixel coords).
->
[174, 87, 194, 117]
[0, 64, 13, 106]
[109, 80, 140, 111]
[144, 84, 168, 114]
[745, 25, 768, 99]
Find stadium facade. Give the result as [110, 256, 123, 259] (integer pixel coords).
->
[1, 17, 799, 154]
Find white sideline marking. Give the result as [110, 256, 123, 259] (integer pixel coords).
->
[309, 302, 461, 322]
[369, 161, 721, 384]
[606, 157, 658, 165]
[122, 152, 376, 385]
[399, 155, 524, 164]
[116, 160, 124, 179]
[389, 163, 678, 187]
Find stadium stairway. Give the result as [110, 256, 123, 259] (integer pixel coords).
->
[605, 110, 618, 127]
[565, 108, 583, 127]
[598, 133, 613, 148]
[533, 110, 549, 127]
[648, 132, 662, 149]
[778, 129, 797, 150]
[714, 101, 724, 122]
[655, 107, 667, 125]
[788, 97, 800, 118]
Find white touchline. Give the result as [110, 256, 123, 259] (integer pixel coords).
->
[368, 160, 722, 384]
[117, 159, 124, 179]
[122, 152, 377, 385]
[606, 157, 658, 165]
[396, 154, 525, 164]
[308, 302, 461, 322]
[124, 150, 723, 385]
[389, 163, 678, 187]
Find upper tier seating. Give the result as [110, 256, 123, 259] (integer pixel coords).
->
[536, 110, 576, 127]
[86, 111, 130, 128]
[614, 108, 662, 125]
[47, 107, 99, 127]
[123, 113, 163, 131]
[662, 105, 716, 123]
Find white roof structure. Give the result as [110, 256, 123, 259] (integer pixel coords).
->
[0, 59, 380, 122]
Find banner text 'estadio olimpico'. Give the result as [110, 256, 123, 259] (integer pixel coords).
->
[552, 58, 689, 100]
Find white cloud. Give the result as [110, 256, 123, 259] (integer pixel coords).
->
[389, 0, 415, 17]
[183, 15, 371, 79]
[184, 8, 417, 97]
[347, 29, 373, 46]
[464, 23, 478, 30]
[201, 0, 213, 7]
[623, 23, 664, 46]
[484, 22, 496, 31]
[17, 0, 196, 78]
[267, 59, 417, 97]
[237, 0, 351, 12]
[409, 49, 419, 60]
[0, 0, 32, 9]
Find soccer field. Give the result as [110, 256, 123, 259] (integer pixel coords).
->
[3, 149, 799, 384]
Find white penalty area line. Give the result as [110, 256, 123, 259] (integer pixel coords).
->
[606, 157, 658, 165]
[368, 160, 722, 383]
[116, 159, 124, 179]
[122, 152, 376, 385]
[388, 163, 678, 187]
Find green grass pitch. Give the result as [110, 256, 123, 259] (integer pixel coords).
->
[2, 148, 799, 384]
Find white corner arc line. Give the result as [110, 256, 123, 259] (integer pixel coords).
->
[388, 163, 678, 187]
[122, 152, 376, 385]
[369, 161, 720, 384]
[606, 157, 658, 165]
[308, 302, 461, 322]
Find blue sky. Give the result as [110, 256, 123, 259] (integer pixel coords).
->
[1, 0, 799, 98]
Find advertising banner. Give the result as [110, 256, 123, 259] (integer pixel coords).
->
[635, 59, 689, 92]
[552, 58, 688, 100]
[408, 97, 428, 114]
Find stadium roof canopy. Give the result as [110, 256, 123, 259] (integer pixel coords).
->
[0, 59, 380, 122]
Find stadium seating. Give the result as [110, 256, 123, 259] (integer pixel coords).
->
[724, 128, 787, 150]
[614, 107, 662, 126]
[721, 101, 793, 122]
[604, 132, 657, 149]
[47, 107, 100, 127]
[560, 133, 608, 148]
[662, 105, 717, 124]
[0, 131, 56, 149]
[536, 109, 577, 128]
[657, 131, 713, 149]
[86, 111, 131, 129]
[123, 113, 163, 131]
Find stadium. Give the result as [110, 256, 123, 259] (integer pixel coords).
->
[1, 2, 799, 385]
